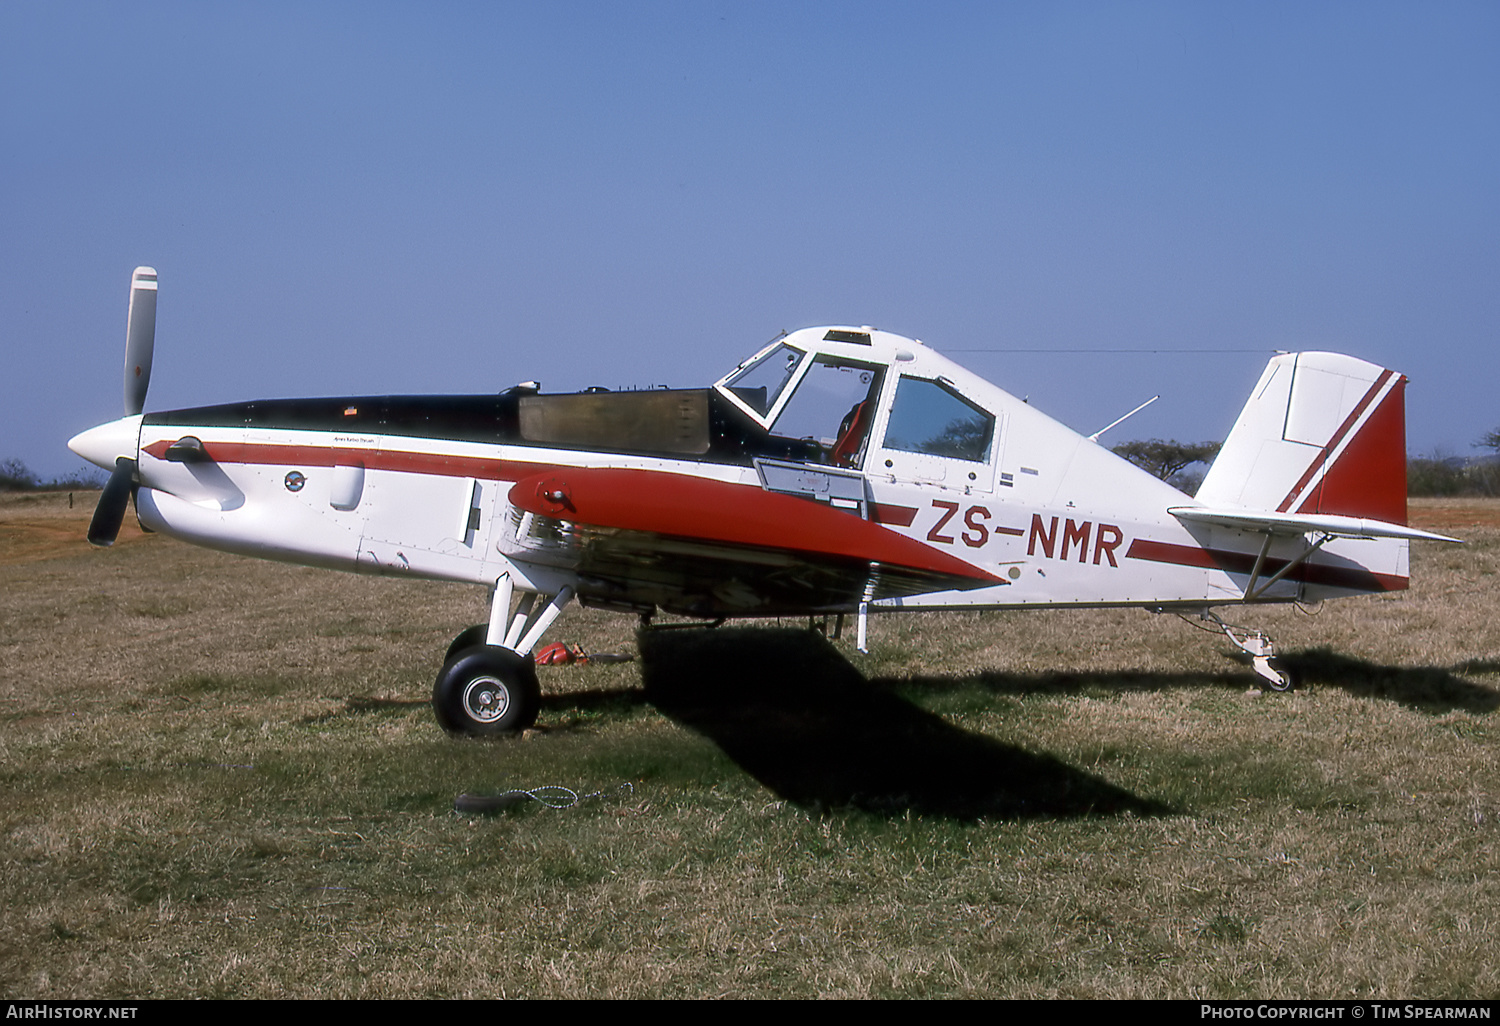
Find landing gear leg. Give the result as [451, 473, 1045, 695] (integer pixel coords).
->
[433, 576, 575, 736]
[1201, 609, 1299, 691]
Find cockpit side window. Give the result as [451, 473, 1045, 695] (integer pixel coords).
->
[721, 343, 804, 417]
[769, 358, 885, 467]
[883, 377, 995, 463]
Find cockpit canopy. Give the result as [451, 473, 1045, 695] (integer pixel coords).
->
[716, 327, 998, 472]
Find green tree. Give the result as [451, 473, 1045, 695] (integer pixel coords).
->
[1470, 429, 1500, 496]
[1406, 452, 1469, 497]
[1111, 439, 1221, 494]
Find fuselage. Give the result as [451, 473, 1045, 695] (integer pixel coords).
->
[71, 326, 1411, 618]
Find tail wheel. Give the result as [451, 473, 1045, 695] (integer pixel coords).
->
[433, 646, 540, 736]
[1267, 658, 1302, 693]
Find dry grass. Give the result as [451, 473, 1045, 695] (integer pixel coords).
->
[1, 491, 1496, 998]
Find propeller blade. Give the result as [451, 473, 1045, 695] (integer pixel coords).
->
[123, 267, 158, 416]
[88, 458, 137, 548]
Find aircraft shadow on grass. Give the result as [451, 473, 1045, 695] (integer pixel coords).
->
[557, 627, 1495, 819]
[632, 626, 1176, 822]
[1273, 649, 1500, 713]
[898, 648, 1500, 716]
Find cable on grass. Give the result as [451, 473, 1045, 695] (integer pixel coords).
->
[453, 782, 633, 815]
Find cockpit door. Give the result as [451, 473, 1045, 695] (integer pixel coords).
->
[871, 375, 1003, 492]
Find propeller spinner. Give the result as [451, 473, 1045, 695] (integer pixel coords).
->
[68, 266, 158, 546]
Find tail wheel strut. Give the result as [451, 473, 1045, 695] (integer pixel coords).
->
[1200, 609, 1299, 691]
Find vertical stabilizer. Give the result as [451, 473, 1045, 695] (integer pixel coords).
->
[1195, 352, 1408, 525]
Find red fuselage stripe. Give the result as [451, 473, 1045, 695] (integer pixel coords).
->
[143, 438, 561, 483]
[869, 502, 917, 527]
[1125, 538, 1407, 592]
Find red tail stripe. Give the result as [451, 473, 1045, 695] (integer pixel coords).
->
[1277, 368, 1394, 514]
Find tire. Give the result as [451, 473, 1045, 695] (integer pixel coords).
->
[1267, 658, 1301, 693]
[433, 645, 540, 736]
[445, 624, 489, 664]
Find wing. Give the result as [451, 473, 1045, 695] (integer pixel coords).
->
[506, 467, 1001, 617]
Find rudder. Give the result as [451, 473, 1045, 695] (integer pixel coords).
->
[1196, 352, 1408, 525]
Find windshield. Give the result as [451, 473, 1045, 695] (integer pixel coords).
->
[721, 343, 804, 417]
[771, 357, 885, 468]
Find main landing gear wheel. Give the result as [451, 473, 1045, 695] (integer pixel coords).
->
[433, 645, 541, 736]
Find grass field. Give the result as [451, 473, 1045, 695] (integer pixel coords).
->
[2, 491, 1496, 999]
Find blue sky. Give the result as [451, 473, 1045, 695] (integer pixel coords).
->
[4, 1, 1497, 479]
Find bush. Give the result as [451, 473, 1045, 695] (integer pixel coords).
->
[0, 459, 108, 492]
[0, 458, 38, 491]
[1407, 455, 1500, 498]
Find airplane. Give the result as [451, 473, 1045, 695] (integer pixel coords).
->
[69, 267, 1459, 735]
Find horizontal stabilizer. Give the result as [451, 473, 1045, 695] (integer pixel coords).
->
[1169, 505, 1459, 543]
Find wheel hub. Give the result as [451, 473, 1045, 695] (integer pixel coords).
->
[462, 675, 511, 722]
